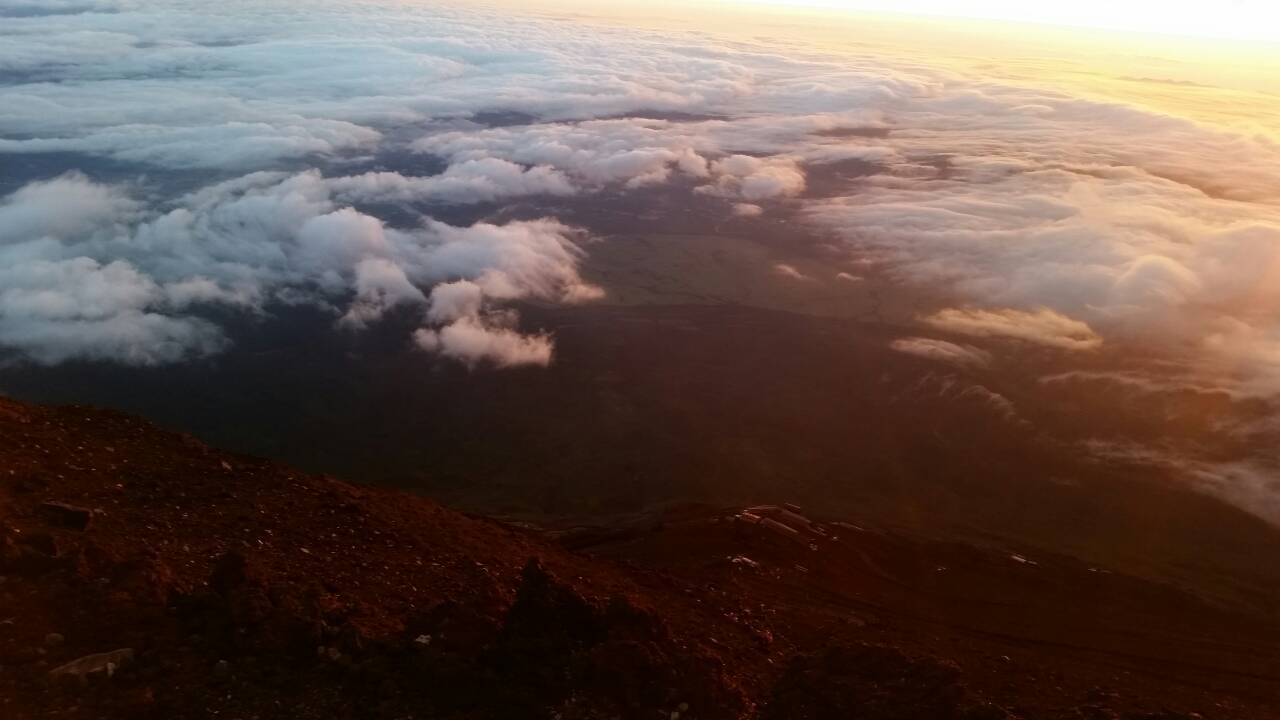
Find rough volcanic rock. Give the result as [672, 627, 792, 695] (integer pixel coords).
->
[0, 395, 1276, 720]
[485, 559, 743, 719]
[762, 644, 1006, 720]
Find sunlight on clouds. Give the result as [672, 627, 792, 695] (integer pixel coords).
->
[1, 0, 1277, 520]
[716, 0, 1280, 42]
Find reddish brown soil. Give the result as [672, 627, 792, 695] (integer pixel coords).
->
[1, 395, 1277, 719]
[574, 510, 1280, 719]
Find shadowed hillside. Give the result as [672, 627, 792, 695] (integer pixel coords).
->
[2, 396, 1278, 719]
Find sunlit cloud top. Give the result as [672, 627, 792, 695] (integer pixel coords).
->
[1, 0, 1279, 520]
[719, 0, 1280, 42]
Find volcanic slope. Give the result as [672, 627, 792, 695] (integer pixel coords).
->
[1, 396, 1277, 719]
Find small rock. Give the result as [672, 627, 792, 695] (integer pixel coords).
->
[48, 648, 134, 683]
[325, 646, 342, 662]
[38, 502, 93, 531]
[678, 703, 689, 713]
[44, 632, 64, 647]
[213, 660, 230, 679]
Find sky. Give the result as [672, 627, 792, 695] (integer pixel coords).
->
[0, 0, 1277, 520]
[713, 0, 1280, 41]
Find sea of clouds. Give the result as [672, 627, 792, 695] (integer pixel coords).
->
[0, 0, 1272, 356]
[1, 0, 1278, 514]
[3, 0, 1276, 370]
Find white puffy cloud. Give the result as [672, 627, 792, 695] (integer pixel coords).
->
[0, 172, 135, 246]
[163, 276, 260, 310]
[412, 119, 815, 201]
[0, 177, 226, 364]
[294, 208, 392, 286]
[412, 120, 715, 190]
[417, 219, 604, 305]
[0, 257, 225, 365]
[413, 280, 556, 367]
[699, 154, 806, 201]
[0, 169, 598, 366]
[327, 159, 576, 205]
[339, 257, 427, 329]
[426, 280, 484, 324]
[414, 317, 553, 368]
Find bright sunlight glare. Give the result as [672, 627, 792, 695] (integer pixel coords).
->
[720, 0, 1280, 42]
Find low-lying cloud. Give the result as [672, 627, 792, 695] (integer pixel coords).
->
[0, 171, 598, 365]
[2, 0, 1277, 379]
[890, 337, 993, 368]
[1, 0, 1278, 517]
[922, 308, 1103, 351]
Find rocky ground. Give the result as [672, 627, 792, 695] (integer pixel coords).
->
[1, 395, 1277, 718]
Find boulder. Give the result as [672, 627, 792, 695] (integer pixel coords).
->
[38, 502, 93, 531]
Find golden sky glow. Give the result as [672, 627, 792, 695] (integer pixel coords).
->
[717, 0, 1280, 42]
[512, 0, 1280, 134]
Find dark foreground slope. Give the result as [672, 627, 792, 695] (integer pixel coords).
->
[1, 396, 1277, 719]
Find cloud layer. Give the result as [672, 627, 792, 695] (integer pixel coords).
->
[2, 0, 1277, 375]
[1, 0, 1278, 515]
[0, 171, 598, 366]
